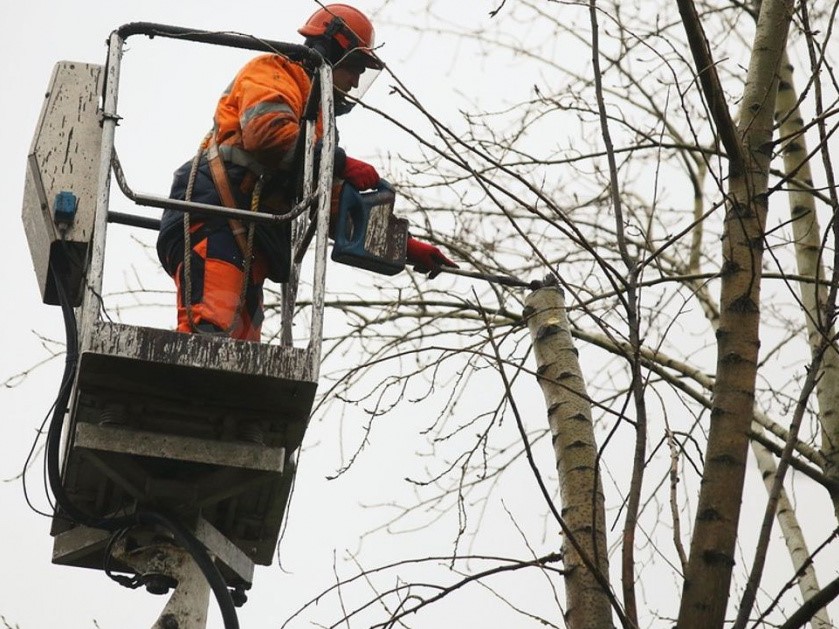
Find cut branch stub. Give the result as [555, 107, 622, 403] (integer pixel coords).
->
[524, 286, 613, 629]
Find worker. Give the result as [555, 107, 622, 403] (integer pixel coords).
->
[156, 4, 456, 341]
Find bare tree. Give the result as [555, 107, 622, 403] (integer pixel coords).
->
[274, 0, 839, 627]
[675, 0, 795, 625]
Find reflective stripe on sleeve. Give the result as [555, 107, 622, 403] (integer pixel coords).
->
[239, 101, 295, 129]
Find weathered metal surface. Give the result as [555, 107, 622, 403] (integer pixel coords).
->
[365, 204, 409, 262]
[55, 444, 296, 569]
[52, 525, 111, 564]
[228, 452, 298, 564]
[307, 62, 335, 378]
[85, 321, 315, 382]
[22, 61, 103, 305]
[193, 517, 255, 584]
[76, 423, 285, 473]
[77, 448, 149, 502]
[55, 322, 312, 569]
[77, 322, 317, 441]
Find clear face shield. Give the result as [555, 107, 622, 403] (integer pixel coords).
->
[333, 48, 383, 115]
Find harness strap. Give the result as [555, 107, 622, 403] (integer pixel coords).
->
[205, 136, 251, 256]
[181, 130, 262, 337]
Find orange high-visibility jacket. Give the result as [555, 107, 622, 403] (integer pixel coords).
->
[158, 53, 326, 283]
[214, 53, 323, 174]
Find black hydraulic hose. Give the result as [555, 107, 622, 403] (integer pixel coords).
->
[108, 211, 160, 231]
[46, 250, 239, 629]
[115, 22, 321, 65]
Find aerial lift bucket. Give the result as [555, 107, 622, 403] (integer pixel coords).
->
[21, 23, 337, 596]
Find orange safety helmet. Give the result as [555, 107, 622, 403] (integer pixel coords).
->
[298, 4, 382, 69]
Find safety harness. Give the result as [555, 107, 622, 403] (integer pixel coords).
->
[180, 60, 324, 336]
[181, 130, 262, 335]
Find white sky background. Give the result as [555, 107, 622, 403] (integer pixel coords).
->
[3, 1, 839, 628]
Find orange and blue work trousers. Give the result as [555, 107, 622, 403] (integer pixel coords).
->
[174, 221, 269, 341]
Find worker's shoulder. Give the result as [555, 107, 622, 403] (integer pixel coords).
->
[241, 52, 311, 78]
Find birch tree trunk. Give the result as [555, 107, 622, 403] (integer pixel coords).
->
[750, 432, 833, 629]
[777, 52, 839, 510]
[524, 285, 613, 629]
[678, 0, 794, 625]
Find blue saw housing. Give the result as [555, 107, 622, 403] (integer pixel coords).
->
[332, 180, 408, 276]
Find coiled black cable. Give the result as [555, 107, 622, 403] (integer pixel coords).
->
[47, 249, 239, 629]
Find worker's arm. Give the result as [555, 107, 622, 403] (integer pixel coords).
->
[233, 55, 312, 168]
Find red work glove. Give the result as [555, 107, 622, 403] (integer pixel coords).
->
[406, 236, 458, 279]
[343, 156, 380, 190]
